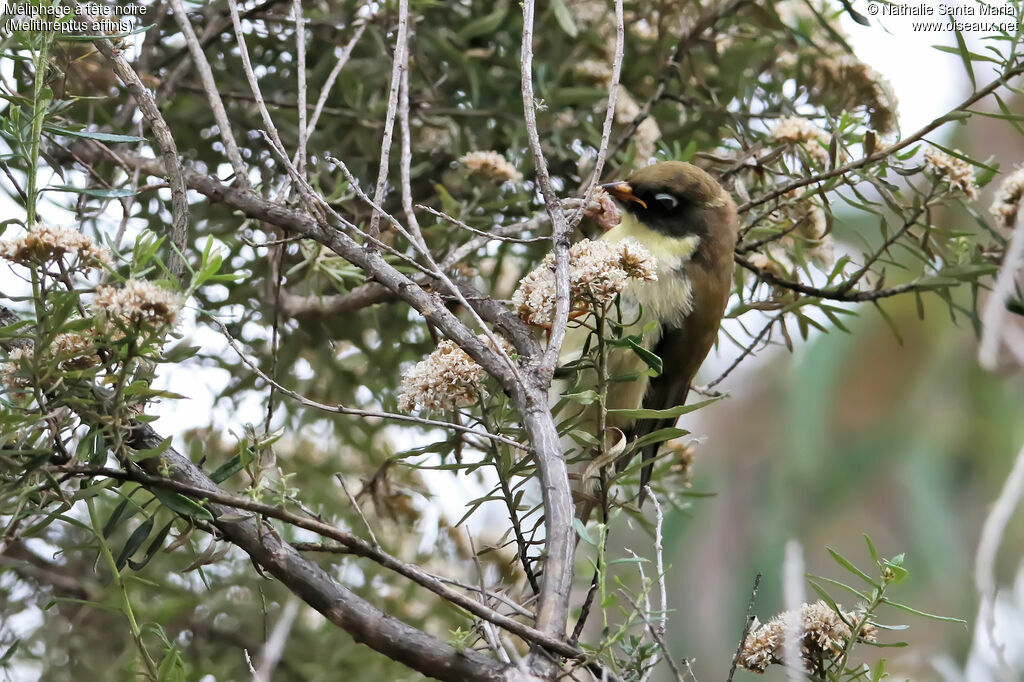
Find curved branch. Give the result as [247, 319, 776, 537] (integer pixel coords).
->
[735, 253, 935, 302]
[56, 463, 588, 662]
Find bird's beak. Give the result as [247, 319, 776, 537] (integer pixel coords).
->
[600, 181, 647, 209]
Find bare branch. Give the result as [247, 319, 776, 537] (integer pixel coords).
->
[306, 20, 369, 137]
[70, 2, 189, 281]
[367, 0, 410, 239]
[168, 0, 249, 187]
[56, 463, 589, 662]
[518, 0, 575, 648]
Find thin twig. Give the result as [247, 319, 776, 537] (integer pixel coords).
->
[336, 474, 380, 547]
[209, 315, 527, 450]
[168, 0, 249, 187]
[568, 0, 624, 229]
[225, 0, 291, 160]
[726, 573, 762, 682]
[292, 0, 308, 178]
[735, 254, 928, 302]
[622, 593, 686, 682]
[519, 0, 575, 647]
[306, 20, 369, 137]
[289, 542, 536, 618]
[707, 314, 779, 389]
[253, 597, 300, 682]
[367, 0, 409, 240]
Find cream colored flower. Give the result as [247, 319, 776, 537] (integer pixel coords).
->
[923, 147, 978, 200]
[50, 332, 100, 370]
[770, 117, 829, 165]
[511, 238, 657, 326]
[740, 600, 876, 674]
[990, 165, 1024, 230]
[397, 340, 487, 413]
[2, 331, 103, 389]
[584, 187, 622, 232]
[459, 151, 522, 183]
[93, 279, 183, 327]
[1, 347, 33, 389]
[0, 223, 111, 269]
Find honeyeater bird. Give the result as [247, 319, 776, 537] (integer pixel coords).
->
[555, 161, 738, 517]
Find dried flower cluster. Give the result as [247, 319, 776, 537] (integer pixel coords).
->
[770, 117, 829, 165]
[0, 223, 111, 269]
[1, 332, 100, 389]
[1, 347, 32, 389]
[458, 151, 522, 183]
[50, 332, 101, 370]
[583, 187, 622, 232]
[811, 55, 898, 135]
[93, 279, 183, 328]
[740, 600, 877, 674]
[511, 238, 658, 326]
[397, 340, 489, 413]
[991, 165, 1024, 230]
[923, 147, 978, 200]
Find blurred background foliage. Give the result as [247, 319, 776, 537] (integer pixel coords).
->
[1, 0, 1023, 679]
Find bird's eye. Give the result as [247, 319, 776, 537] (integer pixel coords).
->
[654, 192, 678, 210]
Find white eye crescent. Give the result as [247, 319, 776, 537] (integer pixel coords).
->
[654, 192, 678, 210]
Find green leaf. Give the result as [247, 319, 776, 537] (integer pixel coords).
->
[626, 338, 662, 375]
[76, 429, 108, 466]
[806, 574, 870, 602]
[881, 598, 967, 626]
[864, 534, 880, 565]
[458, 2, 508, 41]
[152, 488, 214, 521]
[209, 455, 244, 484]
[562, 390, 599, 405]
[574, 517, 596, 546]
[42, 125, 146, 143]
[43, 185, 138, 198]
[949, 27, 975, 88]
[156, 646, 187, 682]
[807, 579, 846, 620]
[551, 0, 579, 37]
[116, 516, 155, 570]
[127, 519, 175, 571]
[0, 640, 20, 665]
[629, 427, 689, 452]
[827, 547, 880, 587]
[608, 396, 721, 420]
[133, 436, 173, 462]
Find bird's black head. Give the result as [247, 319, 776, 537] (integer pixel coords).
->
[601, 161, 733, 239]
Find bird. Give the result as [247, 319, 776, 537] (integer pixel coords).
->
[555, 160, 738, 519]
